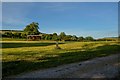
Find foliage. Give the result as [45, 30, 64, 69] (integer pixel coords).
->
[64, 35, 72, 41]
[97, 38, 116, 41]
[45, 34, 53, 40]
[21, 33, 27, 38]
[3, 31, 117, 42]
[53, 33, 57, 36]
[1, 22, 119, 42]
[71, 35, 78, 41]
[13, 32, 21, 38]
[1, 22, 96, 41]
[59, 32, 66, 41]
[24, 22, 40, 35]
[78, 36, 84, 41]
[4, 32, 13, 38]
[85, 36, 94, 41]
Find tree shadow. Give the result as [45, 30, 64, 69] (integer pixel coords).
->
[2, 42, 64, 48]
[2, 44, 120, 77]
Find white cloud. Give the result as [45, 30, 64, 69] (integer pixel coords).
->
[3, 17, 26, 25]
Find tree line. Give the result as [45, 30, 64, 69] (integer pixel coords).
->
[1, 22, 117, 41]
[2, 31, 95, 41]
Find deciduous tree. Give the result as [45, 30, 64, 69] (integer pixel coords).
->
[24, 22, 40, 35]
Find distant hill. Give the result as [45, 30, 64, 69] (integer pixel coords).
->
[0, 30, 23, 34]
[96, 37, 119, 41]
[104, 37, 119, 40]
[0, 30, 45, 34]
[104, 37, 118, 39]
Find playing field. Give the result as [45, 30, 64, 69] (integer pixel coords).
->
[1, 40, 120, 77]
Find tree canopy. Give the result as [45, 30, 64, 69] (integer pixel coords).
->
[59, 32, 66, 41]
[85, 36, 94, 41]
[24, 22, 40, 35]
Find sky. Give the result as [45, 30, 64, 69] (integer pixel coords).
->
[2, 2, 118, 39]
[1, 0, 120, 2]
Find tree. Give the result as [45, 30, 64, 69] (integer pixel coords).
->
[85, 36, 94, 41]
[71, 35, 78, 41]
[13, 32, 21, 38]
[45, 34, 49, 40]
[53, 33, 57, 36]
[24, 22, 40, 35]
[52, 33, 58, 41]
[21, 33, 27, 38]
[41, 34, 46, 40]
[4, 32, 12, 38]
[64, 35, 72, 41]
[59, 32, 66, 41]
[78, 36, 84, 41]
[48, 34, 53, 40]
[45, 34, 52, 40]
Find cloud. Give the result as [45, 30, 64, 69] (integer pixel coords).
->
[2, 17, 26, 30]
[3, 17, 26, 25]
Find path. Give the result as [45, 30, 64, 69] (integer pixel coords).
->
[8, 54, 120, 78]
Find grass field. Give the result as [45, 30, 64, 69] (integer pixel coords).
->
[1, 38, 27, 41]
[1, 40, 120, 77]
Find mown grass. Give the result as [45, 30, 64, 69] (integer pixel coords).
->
[1, 41, 120, 77]
[1, 38, 27, 41]
[2, 42, 62, 48]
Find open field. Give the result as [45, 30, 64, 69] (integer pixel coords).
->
[1, 38, 27, 41]
[1, 41, 120, 77]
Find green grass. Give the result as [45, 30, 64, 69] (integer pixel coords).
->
[2, 42, 60, 48]
[1, 38, 27, 41]
[1, 41, 120, 77]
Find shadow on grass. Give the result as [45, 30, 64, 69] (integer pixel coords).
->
[2, 44, 120, 77]
[2, 42, 64, 48]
